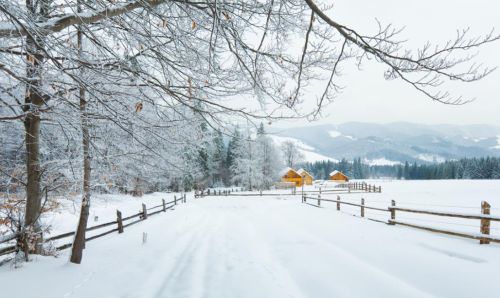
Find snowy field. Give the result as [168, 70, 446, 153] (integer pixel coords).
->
[1, 180, 500, 298]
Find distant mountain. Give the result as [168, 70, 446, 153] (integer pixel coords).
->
[270, 122, 500, 164]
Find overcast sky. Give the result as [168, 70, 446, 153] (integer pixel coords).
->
[292, 0, 500, 127]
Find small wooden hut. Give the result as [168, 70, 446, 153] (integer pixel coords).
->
[297, 168, 314, 185]
[280, 167, 303, 187]
[329, 170, 349, 182]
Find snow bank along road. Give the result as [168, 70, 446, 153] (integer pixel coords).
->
[2, 195, 500, 298]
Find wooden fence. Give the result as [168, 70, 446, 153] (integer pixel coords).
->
[195, 182, 381, 198]
[335, 182, 382, 193]
[0, 194, 187, 258]
[302, 193, 500, 245]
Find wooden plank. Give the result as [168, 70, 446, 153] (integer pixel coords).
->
[86, 220, 118, 232]
[390, 220, 500, 244]
[305, 196, 390, 212]
[480, 201, 491, 244]
[123, 219, 143, 228]
[0, 245, 16, 256]
[45, 231, 75, 242]
[361, 198, 365, 217]
[0, 233, 18, 244]
[149, 209, 164, 216]
[85, 228, 119, 242]
[390, 207, 500, 221]
[117, 210, 124, 233]
[146, 204, 163, 211]
[56, 243, 73, 251]
[122, 212, 142, 221]
[390, 200, 396, 225]
[142, 203, 148, 219]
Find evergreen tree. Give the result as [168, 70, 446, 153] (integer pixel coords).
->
[226, 126, 242, 174]
[209, 130, 226, 186]
[403, 161, 410, 180]
[396, 165, 403, 180]
[255, 123, 281, 189]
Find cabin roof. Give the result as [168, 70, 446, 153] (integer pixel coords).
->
[280, 167, 298, 177]
[297, 168, 313, 177]
[329, 170, 348, 178]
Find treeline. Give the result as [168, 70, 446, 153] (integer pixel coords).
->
[0, 121, 283, 195]
[303, 157, 500, 180]
[173, 123, 282, 191]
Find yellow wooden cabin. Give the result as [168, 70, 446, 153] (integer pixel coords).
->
[329, 170, 349, 182]
[297, 168, 314, 185]
[280, 167, 303, 187]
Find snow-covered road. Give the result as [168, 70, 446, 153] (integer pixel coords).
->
[2, 195, 500, 298]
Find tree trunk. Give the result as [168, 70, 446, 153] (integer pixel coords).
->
[70, 85, 91, 264]
[71, 4, 91, 264]
[23, 0, 50, 254]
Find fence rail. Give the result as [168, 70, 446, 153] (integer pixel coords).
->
[0, 195, 187, 258]
[303, 193, 500, 245]
[195, 181, 382, 198]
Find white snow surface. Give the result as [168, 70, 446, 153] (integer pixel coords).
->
[328, 130, 342, 138]
[270, 135, 315, 151]
[2, 180, 500, 298]
[494, 135, 500, 149]
[416, 153, 446, 163]
[300, 150, 337, 163]
[270, 135, 336, 162]
[364, 158, 402, 166]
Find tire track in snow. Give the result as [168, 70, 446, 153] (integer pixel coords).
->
[247, 204, 435, 297]
[126, 205, 212, 298]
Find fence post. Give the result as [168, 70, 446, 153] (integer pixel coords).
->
[336, 195, 340, 211]
[142, 203, 148, 220]
[183, 194, 186, 203]
[361, 198, 365, 218]
[348, 184, 351, 193]
[174, 195, 177, 205]
[318, 188, 322, 207]
[162, 199, 166, 212]
[480, 201, 491, 244]
[389, 200, 396, 224]
[117, 210, 124, 233]
[379, 186, 382, 193]
[260, 190, 262, 196]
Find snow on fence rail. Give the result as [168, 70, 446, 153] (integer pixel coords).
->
[302, 193, 500, 245]
[0, 194, 188, 258]
[194, 182, 381, 198]
[335, 182, 382, 193]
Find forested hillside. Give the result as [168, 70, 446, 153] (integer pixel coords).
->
[304, 157, 500, 180]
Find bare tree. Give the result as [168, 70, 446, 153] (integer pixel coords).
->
[281, 141, 304, 168]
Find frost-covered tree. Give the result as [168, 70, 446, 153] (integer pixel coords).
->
[255, 123, 282, 189]
[281, 141, 304, 168]
[229, 124, 281, 190]
[209, 130, 226, 187]
[231, 133, 258, 190]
